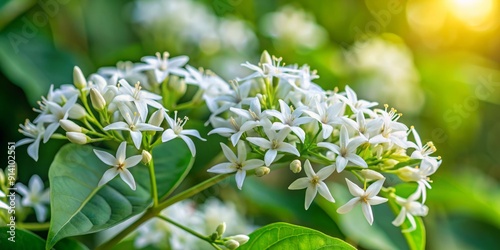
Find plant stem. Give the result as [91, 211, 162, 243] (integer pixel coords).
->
[96, 174, 230, 250]
[158, 215, 223, 250]
[18, 222, 50, 231]
[148, 157, 159, 207]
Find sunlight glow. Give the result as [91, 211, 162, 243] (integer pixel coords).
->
[447, 0, 494, 27]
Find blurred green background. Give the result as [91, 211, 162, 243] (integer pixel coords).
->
[1, 0, 499, 249]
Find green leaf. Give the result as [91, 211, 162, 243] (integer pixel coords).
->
[0, 227, 46, 250]
[54, 238, 90, 250]
[238, 222, 355, 250]
[46, 140, 193, 249]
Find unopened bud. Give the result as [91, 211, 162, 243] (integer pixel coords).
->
[224, 239, 239, 250]
[167, 75, 187, 97]
[290, 159, 302, 173]
[360, 169, 385, 181]
[90, 88, 106, 111]
[255, 166, 270, 177]
[68, 104, 87, 120]
[66, 132, 89, 144]
[216, 222, 226, 237]
[210, 232, 219, 241]
[60, 119, 82, 133]
[0, 170, 5, 184]
[142, 150, 152, 164]
[382, 159, 399, 168]
[396, 166, 420, 182]
[73, 66, 87, 89]
[148, 108, 165, 127]
[260, 50, 272, 66]
[229, 235, 249, 245]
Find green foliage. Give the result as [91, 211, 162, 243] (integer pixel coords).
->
[239, 222, 355, 250]
[46, 140, 193, 249]
[0, 227, 45, 250]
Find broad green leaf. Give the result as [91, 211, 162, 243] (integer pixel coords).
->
[0, 227, 45, 250]
[317, 183, 405, 250]
[46, 140, 193, 249]
[239, 222, 355, 250]
[54, 238, 90, 250]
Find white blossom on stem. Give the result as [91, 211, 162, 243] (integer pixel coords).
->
[246, 128, 299, 166]
[15, 175, 50, 222]
[162, 111, 206, 156]
[318, 126, 367, 172]
[392, 189, 428, 232]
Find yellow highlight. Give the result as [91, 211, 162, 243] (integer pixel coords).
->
[447, 0, 494, 27]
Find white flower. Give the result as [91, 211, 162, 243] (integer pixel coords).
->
[114, 79, 164, 121]
[337, 179, 388, 225]
[368, 107, 408, 148]
[317, 126, 367, 172]
[94, 141, 143, 190]
[104, 105, 163, 149]
[239, 55, 301, 82]
[208, 116, 248, 147]
[185, 66, 232, 112]
[392, 189, 428, 232]
[229, 97, 267, 134]
[162, 111, 206, 156]
[338, 85, 378, 116]
[135, 52, 189, 83]
[0, 190, 9, 210]
[207, 142, 264, 189]
[407, 126, 440, 168]
[16, 119, 45, 161]
[288, 160, 335, 210]
[15, 175, 50, 222]
[34, 95, 78, 143]
[246, 127, 300, 166]
[266, 99, 313, 142]
[304, 101, 344, 139]
[396, 158, 438, 203]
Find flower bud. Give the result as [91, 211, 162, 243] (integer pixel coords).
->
[290, 159, 302, 173]
[167, 75, 187, 97]
[216, 222, 226, 237]
[229, 235, 249, 245]
[90, 88, 106, 111]
[224, 239, 239, 250]
[148, 108, 165, 127]
[255, 166, 270, 177]
[68, 104, 87, 120]
[360, 169, 385, 181]
[66, 132, 89, 144]
[60, 119, 82, 133]
[396, 166, 420, 182]
[210, 232, 219, 241]
[142, 150, 152, 164]
[0, 169, 5, 184]
[260, 50, 272, 66]
[73, 66, 87, 89]
[382, 159, 399, 168]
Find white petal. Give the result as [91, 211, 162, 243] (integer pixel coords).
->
[402, 214, 417, 233]
[98, 168, 119, 187]
[33, 204, 47, 222]
[230, 131, 244, 146]
[368, 196, 388, 205]
[347, 154, 368, 168]
[336, 197, 360, 214]
[242, 159, 264, 170]
[130, 130, 143, 149]
[29, 175, 44, 194]
[220, 143, 238, 163]
[119, 169, 137, 190]
[207, 163, 234, 173]
[321, 124, 333, 139]
[103, 122, 130, 131]
[317, 142, 340, 154]
[235, 170, 246, 190]
[339, 126, 349, 148]
[124, 155, 143, 168]
[15, 183, 29, 197]
[182, 129, 206, 141]
[162, 129, 178, 142]
[27, 139, 40, 161]
[288, 178, 310, 190]
[345, 178, 364, 197]
[392, 207, 407, 227]
[317, 182, 335, 203]
[237, 141, 247, 162]
[116, 142, 127, 163]
[290, 126, 306, 143]
[179, 135, 196, 156]
[246, 137, 271, 149]
[264, 149, 277, 166]
[43, 123, 59, 143]
[277, 143, 300, 156]
[94, 149, 117, 166]
[0, 201, 9, 210]
[317, 166, 335, 180]
[361, 202, 374, 225]
[305, 185, 317, 210]
[208, 127, 235, 135]
[366, 180, 385, 198]
[336, 156, 348, 173]
[135, 123, 164, 131]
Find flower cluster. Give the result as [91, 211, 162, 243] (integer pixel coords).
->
[206, 51, 442, 231]
[17, 52, 207, 190]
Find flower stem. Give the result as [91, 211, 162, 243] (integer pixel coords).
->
[96, 174, 230, 250]
[157, 215, 219, 247]
[19, 222, 50, 231]
[148, 156, 159, 207]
